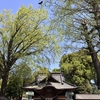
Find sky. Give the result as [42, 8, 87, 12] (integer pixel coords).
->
[0, 0, 60, 70]
[0, 0, 39, 12]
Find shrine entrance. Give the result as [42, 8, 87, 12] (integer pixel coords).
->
[23, 72, 100, 100]
[23, 72, 77, 100]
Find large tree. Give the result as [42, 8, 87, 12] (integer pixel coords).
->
[0, 5, 60, 96]
[60, 50, 97, 93]
[45, 0, 100, 88]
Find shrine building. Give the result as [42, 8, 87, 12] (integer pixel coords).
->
[23, 72, 100, 100]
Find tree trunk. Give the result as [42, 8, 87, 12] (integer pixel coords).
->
[90, 50, 100, 88]
[82, 20, 100, 88]
[0, 73, 9, 96]
[87, 40, 100, 88]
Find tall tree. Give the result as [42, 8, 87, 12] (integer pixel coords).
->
[60, 50, 96, 93]
[0, 5, 60, 96]
[45, 0, 100, 88]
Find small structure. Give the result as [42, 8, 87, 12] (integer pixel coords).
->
[23, 73, 77, 100]
[23, 72, 100, 100]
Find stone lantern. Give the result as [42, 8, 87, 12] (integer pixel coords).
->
[65, 91, 74, 100]
[26, 91, 34, 100]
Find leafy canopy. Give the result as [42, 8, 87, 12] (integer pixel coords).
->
[0, 5, 61, 96]
[0, 5, 60, 75]
[45, 0, 100, 88]
[60, 50, 96, 93]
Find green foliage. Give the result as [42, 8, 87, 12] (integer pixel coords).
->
[60, 50, 96, 93]
[11, 61, 33, 85]
[0, 5, 60, 77]
[6, 62, 33, 99]
[32, 67, 50, 81]
[52, 68, 61, 73]
[0, 5, 61, 95]
[78, 80, 93, 94]
[45, 0, 100, 90]
[6, 76, 23, 100]
[0, 5, 49, 69]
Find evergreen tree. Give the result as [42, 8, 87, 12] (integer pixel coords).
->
[60, 50, 96, 93]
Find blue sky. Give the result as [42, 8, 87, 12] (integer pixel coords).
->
[0, 0, 39, 12]
[0, 0, 59, 70]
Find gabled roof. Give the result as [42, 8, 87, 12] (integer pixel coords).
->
[23, 81, 77, 90]
[51, 72, 65, 83]
[40, 73, 62, 83]
[23, 72, 77, 90]
[36, 72, 65, 83]
[36, 73, 47, 83]
[23, 82, 77, 90]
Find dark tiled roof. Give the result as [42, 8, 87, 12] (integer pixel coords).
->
[23, 73, 77, 90]
[23, 81, 77, 90]
[76, 94, 100, 100]
[36, 73, 64, 83]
